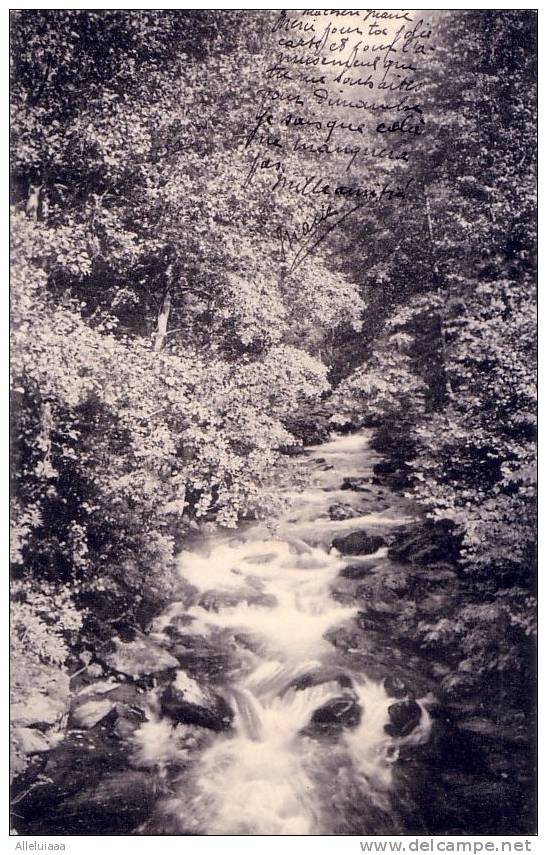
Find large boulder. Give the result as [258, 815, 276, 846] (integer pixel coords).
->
[385, 700, 422, 737]
[70, 698, 116, 729]
[197, 589, 277, 611]
[332, 531, 386, 556]
[102, 633, 179, 679]
[290, 668, 354, 693]
[37, 770, 156, 835]
[69, 679, 149, 734]
[308, 695, 362, 735]
[160, 671, 233, 732]
[14, 724, 146, 834]
[171, 634, 232, 681]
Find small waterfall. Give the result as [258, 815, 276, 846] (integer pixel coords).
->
[141, 431, 431, 834]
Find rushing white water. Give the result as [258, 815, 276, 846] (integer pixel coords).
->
[135, 431, 431, 834]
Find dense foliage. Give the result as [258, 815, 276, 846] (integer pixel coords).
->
[10, 9, 364, 774]
[330, 11, 536, 690]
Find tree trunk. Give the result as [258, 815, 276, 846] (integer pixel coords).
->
[26, 184, 42, 221]
[424, 188, 454, 401]
[153, 268, 173, 353]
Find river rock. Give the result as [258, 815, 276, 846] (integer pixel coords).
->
[385, 700, 422, 737]
[11, 664, 70, 729]
[113, 704, 147, 740]
[329, 502, 361, 521]
[332, 531, 386, 556]
[13, 726, 59, 755]
[70, 698, 116, 729]
[77, 677, 120, 696]
[197, 589, 277, 611]
[340, 477, 371, 492]
[339, 562, 376, 580]
[160, 673, 233, 732]
[291, 667, 354, 692]
[309, 696, 362, 734]
[171, 634, 232, 681]
[73, 678, 148, 733]
[174, 649, 229, 682]
[313, 457, 334, 471]
[97, 681, 144, 705]
[325, 623, 368, 653]
[103, 633, 179, 678]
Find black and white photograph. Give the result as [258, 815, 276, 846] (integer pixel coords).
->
[9, 5, 538, 840]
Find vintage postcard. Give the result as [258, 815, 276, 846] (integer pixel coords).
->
[9, 6, 537, 842]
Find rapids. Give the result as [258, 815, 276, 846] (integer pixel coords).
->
[138, 432, 433, 835]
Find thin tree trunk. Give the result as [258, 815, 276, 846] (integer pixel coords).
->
[424, 188, 454, 401]
[26, 183, 42, 221]
[154, 290, 172, 352]
[153, 265, 173, 353]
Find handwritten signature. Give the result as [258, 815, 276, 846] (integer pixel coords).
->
[276, 201, 363, 274]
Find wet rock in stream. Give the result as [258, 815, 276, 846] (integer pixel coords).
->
[328, 502, 362, 521]
[70, 698, 116, 729]
[339, 562, 377, 580]
[385, 700, 422, 737]
[174, 650, 233, 682]
[62, 770, 157, 833]
[69, 678, 149, 730]
[197, 589, 277, 611]
[340, 477, 372, 492]
[307, 695, 362, 735]
[290, 667, 354, 693]
[160, 678, 233, 732]
[332, 531, 386, 556]
[167, 633, 233, 682]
